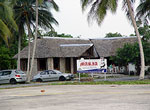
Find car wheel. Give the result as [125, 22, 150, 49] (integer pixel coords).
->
[59, 76, 66, 81]
[36, 78, 42, 82]
[10, 79, 17, 84]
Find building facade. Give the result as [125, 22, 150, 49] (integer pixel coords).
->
[14, 37, 137, 77]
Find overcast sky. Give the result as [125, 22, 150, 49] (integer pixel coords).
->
[53, 0, 137, 39]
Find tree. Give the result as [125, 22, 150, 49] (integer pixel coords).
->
[43, 31, 73, 38]
[111, 43, 140, 74]
[138, 22, 150, 42]
[105, 32, 122, 38]
[111, 23, 150, 75]
[13, 0, 59, 82]
[29, 0, 59, 82]
[81, 0, 145, 79]
[136, 0, 150, 24]
[0, 0, 18, 45]
[111, 41, 150, 75]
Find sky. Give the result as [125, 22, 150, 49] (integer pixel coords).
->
[52, 0, 137, 39]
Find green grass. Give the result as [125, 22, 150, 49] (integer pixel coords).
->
[50, 80, 150, 85]
[1, 80, 150, 90]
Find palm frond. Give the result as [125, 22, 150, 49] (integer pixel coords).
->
[0, 19, 11, 45]
[122, 0, 135, 23]
[81, 0, 93, 11]
[81, 0, 118, 26]
[136, 0, 150, 24]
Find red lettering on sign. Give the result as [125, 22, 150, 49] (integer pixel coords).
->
[80, 61, 98, 66]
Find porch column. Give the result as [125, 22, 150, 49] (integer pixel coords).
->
[71, 58, 74, 74]
[47, 58, 54, 70]
[60, 58, 65, 72]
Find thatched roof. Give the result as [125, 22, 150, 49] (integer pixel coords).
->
[14, 37, 94, 58]
[90, 37, 137, 57]
[14, 37, 138, 59]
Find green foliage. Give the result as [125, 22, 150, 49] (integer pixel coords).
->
[0, 32, 28, 70]
[136, 0, 150, 24]
[105, 32, 123, 38]
[76, 73, 89, 77]
[111, 43, 139, 66]
[57, 33, 73, 38]
[81, 0, 118, 25]
[13, 0, 59, 36]
[111, 41, 150, 74]
[0, 46, 16, 70]
[130, 34, 136, 36]
[138, 24, 150, 42]
[43, 31, 73, 38]
[143, 42, 150, 65]
[0, 0, 18, 45]
[50, 80, 150, 85]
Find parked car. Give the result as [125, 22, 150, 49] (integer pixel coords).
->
[0, 70, 27, 84]
[33, 70, 74, 82]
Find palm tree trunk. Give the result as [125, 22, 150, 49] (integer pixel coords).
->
[29, 0, 39, 82]
[25, 14, 32, 82]
[126, 0, 145, 80]
[26, 21, 31, 83]
[17, 33, 21, 70]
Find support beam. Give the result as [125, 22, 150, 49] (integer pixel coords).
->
[60, 58, 65, 73]
[71, 58, 74, 74]
[47, 58, 54, 70]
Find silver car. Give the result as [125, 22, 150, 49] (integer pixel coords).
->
[0, 70, 27, 84]
[33, 70, 74, 82]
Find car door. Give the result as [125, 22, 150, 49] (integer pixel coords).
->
[0, 71, 11, 84]
[39, 71, 49, 82]
[48, 70, 58, 81]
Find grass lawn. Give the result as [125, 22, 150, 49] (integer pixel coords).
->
[1, 80, 150, 89]
[50, 80, 150, 85]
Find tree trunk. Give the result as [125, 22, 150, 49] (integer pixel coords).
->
[29, 0, 39, 82]
[126, 0, 145, 80]
[26, 19, 32, 83]
[17, 33, 21, 70]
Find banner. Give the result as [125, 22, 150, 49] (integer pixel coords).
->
[77, 59, 107, 73]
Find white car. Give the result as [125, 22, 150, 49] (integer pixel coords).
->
[33, 70, 74, 82]
[0, 70, 27, 84]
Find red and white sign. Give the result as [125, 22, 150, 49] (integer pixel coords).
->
[77, 59, 107, 73]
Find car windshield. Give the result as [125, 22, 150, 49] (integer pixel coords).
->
[15, 70, 25, 74]
[53, 70, 62, 74]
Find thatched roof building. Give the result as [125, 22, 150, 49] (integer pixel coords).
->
[90, 37, 137, 57]
[14, 37, 98, 58]
[13, 36, 138, 74]
[14, 36, 137, 59]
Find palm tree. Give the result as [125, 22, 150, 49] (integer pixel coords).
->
[136, 0, 150, 24]
[0, 0, 18, 45]
[81, 0, 145, 79]
[29, 0, 39, 83]
[14, 0, 59, 82]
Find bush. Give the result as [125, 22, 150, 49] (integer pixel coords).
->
[76, 73, 89, 77]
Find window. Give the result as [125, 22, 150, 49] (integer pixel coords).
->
[51, 71, 57, 74]
[37, 59, 47, 71]
[21, 59, 27, 71]
[3, 71, 11, 76]
[0, 72, 3, 76]
[53, 70, 62, 74]
[40, 71, 46, 75]
[53, 58, 60, 70]
[15, 70, 24, 74]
